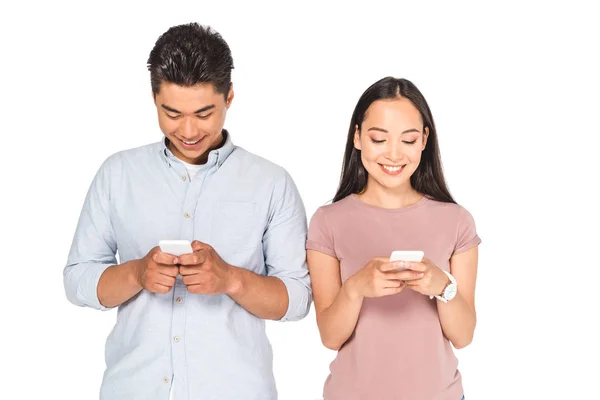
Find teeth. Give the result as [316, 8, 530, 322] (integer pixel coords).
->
[183, 139, 199, 145]
[383, 165, 402, 172]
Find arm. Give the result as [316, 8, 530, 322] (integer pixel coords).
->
[256, 170, 312, 321]
[64, 155, 179, 310]
[97, 245, 180, 308]
[63, 156, 120, 310]
[179, 171, 312, 321]
[306, 250, 364, 351]
[96, 260, 143, 308]
[226, 267, 290, 320]
[437, 246, 478, 348]
[308, 251, 422, 350]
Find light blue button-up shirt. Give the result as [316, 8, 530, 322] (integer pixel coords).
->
[63, 131, 312, 400]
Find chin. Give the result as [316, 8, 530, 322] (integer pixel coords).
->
[373, 175, 411, 190]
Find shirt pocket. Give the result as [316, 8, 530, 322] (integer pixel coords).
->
[210, 201, 262, 255]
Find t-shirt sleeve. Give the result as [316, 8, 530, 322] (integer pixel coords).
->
[453, 206, 482, 255]
[306, 207, 337, 258]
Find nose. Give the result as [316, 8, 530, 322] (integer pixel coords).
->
[386, 140, 404, 163]
[181, 117, 195, 139]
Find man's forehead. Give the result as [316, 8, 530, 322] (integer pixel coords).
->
[157, 82, 222, 112]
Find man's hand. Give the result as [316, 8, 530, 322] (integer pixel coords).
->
[178, 240, 239, 295]
[135, 246, 180, 294]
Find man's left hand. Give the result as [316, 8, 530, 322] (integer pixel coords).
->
[178, 240, 240, 295]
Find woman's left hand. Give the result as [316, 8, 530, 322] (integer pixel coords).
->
[397, 258, 450, 297]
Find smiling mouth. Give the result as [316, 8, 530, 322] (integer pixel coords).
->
[379, 164, 406, 175]
[180, 138, 200, 145]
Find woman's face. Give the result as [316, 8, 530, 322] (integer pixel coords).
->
[354, 97, 429, 192]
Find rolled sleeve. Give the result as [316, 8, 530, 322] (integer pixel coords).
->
[64, 262, 113, 310]
[263, 170, 313, 322]
[63, 155, 118, 311]
[277, 275, 311, 322]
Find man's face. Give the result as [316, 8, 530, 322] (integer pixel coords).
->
[154, 82, 233, 164]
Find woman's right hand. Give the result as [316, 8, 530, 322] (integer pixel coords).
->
[344, 258, 424, 299]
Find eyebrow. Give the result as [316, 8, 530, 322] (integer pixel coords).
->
[161, 104, 216, 114]
[367, 127, 421, 134]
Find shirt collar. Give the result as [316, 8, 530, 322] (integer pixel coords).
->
[159, 129, 235, 168]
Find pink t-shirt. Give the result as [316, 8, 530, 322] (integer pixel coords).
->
[306, 194, 481, 400]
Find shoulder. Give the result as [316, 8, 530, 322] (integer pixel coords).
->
[424, 198, 476, 222]
[99, 141, 161, 170]
[229, 145, 289, 180]
[309, 195, 355, 226]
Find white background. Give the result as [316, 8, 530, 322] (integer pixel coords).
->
[1, 1, 598, 399]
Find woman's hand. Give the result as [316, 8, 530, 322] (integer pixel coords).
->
[400, 258, 450, 297]
[344, 257, 425, 300]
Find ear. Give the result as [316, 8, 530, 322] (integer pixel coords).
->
[353, 125, 361, 150]
[226, 83, 234, 108]
[422, 126, 429, 151]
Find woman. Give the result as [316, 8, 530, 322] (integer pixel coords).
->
[306, 77, 481, 400]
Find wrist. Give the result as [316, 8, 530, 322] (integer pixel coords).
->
[343, 277, 362, 301]
[128, 259, 144, 290]
[437, 274, 451, 296]
[224, 264, 244, 296]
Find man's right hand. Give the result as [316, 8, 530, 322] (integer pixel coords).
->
[135, 246, 180, 294]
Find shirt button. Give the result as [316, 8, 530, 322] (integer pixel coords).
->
[218, 161, 222, 167]
[176, 297, 183, 304]
[184, 212, 191, 218]
[163, 377, 169, 383]
[174, 336, 180, 343]
[181, 175, 187, 181]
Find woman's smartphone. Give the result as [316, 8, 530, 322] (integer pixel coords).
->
[389, 250, 424, 270]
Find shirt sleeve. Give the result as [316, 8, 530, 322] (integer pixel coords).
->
[63, 155, 118, 311]
[263, 170, 313, 322]
[453, 206, 482, 256]
[306, 207, 337, 258]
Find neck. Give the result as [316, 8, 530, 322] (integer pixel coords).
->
[357, 180, 422, 209]
[167, 130, 226, 165]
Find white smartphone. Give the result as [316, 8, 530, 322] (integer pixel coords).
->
[159, 240, 193, 256]
[389, 250, 424, 270]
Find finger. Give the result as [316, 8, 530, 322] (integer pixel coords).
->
[191, 240, 211, 252]
[157, 265, 179, 278]
[153, 251, 179, 265]
[383, 279, 404, 289]
[405, 283, 427, 295]
[155, 273, 176, 287]
[381, 285, 405, 296]
[384, 270, 425, 281]
[178, 252, 205, 266]
[186, 284, 204, 294]
[152, 283, 173, 294]
[179, 265, 201, 276]
[182, 274, 202, 286]
[378, 261, 402, 272]
[403, 262, 428, 272]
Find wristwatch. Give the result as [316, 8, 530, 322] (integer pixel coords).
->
[430, 270, 457, 303]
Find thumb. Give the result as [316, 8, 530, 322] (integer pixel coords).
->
[191, 240, 210, 252]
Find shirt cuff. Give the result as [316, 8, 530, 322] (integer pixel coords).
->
[277, 276, 312, 322]
[64, 263, 113, 311]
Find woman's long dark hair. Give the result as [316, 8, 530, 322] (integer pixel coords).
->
[333, 77, 455, 204]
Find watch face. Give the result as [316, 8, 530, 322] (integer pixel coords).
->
[444, 284, 457, 301]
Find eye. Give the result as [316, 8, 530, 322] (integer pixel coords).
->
[165, 113, 181, 120]
[196, 113, 212, 120]
[403, 140, 417, 145]
[371, 139, 385, 144]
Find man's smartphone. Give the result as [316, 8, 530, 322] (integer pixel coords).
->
[389, 250, 424, 270]
[159, 240, 193, 256]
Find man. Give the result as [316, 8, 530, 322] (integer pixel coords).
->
[63, 22, 312, 400]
